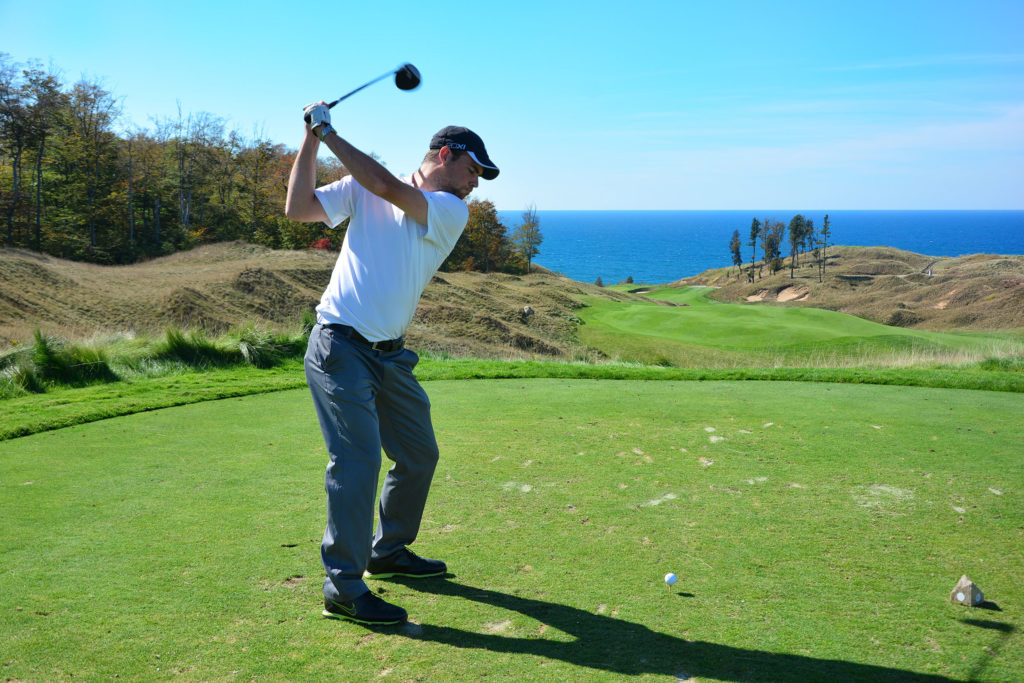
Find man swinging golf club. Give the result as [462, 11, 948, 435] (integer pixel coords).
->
[285, 98, 498, 625]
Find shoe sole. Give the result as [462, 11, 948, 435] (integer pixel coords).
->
[322, 609, 406, 625]
[363, 569, 446, 579]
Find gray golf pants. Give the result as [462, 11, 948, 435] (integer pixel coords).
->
[304, 324, 439, 602]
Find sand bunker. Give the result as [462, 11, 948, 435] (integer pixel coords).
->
[777, 285, 810, 302]
[746, 286, 809, 302]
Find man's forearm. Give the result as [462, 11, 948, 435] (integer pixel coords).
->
[320, 130, 394, 198]
[284, 128, 325, 222]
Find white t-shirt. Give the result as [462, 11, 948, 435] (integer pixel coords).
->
[314, 175, 469, 341]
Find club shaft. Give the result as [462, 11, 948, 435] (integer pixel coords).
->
[327, 68, 399, 108]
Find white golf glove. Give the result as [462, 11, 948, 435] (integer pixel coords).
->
[303, 102, 331, 132]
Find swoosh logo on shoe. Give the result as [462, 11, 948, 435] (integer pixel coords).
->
[328, 600, 356, 616]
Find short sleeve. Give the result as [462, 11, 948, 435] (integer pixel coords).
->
[423, 191, 470, 251]
[314, 176, 356, 229]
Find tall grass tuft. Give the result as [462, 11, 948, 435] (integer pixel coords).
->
[1, 332, 119, 397]
[0, 352, 42, 397]
[30, 331, 118, 386]
[234, 326, 279, 368]
[300, 308, 317, 335]
[153, 328, 236, 368]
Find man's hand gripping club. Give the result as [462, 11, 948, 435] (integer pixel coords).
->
[296, 102, 430, 226]
[303, 102, 334, 141]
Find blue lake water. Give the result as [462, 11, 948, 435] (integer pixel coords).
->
[496, 210, 1024, 285]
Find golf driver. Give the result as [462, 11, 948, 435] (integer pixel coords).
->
[304, 63, 421, 123]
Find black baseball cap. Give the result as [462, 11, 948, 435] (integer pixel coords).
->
[429, 126, 499, 180]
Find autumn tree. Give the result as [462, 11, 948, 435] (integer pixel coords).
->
[25, 66, 65, 251]
[0, 54, 30, 246]
[442, 198, 512, 273]
[57, 79, 121, 256]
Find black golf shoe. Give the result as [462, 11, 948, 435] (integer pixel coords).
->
[322, 591, 408, 625]
[365, 548, 447, 579]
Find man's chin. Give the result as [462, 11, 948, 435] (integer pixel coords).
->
[440, 185, 471, 199]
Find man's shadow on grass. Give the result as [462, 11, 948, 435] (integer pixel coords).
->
[388, 576, 958, 682]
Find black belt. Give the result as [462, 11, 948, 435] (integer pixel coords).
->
[324, 323, 405, 352]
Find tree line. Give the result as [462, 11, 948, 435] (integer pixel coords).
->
[0, 54, 541, 272]
[729, 214, 832, 283]
[442, 202, 541, 274]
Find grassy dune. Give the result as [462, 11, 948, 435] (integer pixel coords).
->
[581, 286, 1024, 368]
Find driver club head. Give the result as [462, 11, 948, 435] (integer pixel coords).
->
[394, 63, 421, 91]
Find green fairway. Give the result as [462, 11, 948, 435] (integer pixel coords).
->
[580, 287, 1024, 368]
[2, 380, 1021, 681]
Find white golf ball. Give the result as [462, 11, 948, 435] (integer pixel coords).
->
[665, 572, 678, 586]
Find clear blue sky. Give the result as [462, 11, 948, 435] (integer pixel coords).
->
[3, 0, 1021, 210]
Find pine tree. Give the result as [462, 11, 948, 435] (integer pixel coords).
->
[788, 214, 806, 278]
[748, 218, 761, 282]
[729, 229, 743, 278]
[820, 214, 831, 278]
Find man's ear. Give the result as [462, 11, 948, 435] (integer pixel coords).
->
[436, 145, 451, 166]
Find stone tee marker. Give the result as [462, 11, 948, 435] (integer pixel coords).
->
[950, 575, 984, 606]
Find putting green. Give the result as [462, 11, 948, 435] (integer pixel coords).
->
[2, 380, 1021, 681]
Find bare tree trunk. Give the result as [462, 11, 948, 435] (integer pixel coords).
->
[6, 144, 23, 246]
[87, 159, 96, 249]
[34, 137, 44, 250]
[154, 196, 161, 245]
[127, 137, 135, 251]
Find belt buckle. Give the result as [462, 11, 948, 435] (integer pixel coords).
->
[371, 339, 401, 352]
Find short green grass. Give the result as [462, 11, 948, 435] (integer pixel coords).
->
[2, 380, 1021, 681]
[580, 286, 1024, 368]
